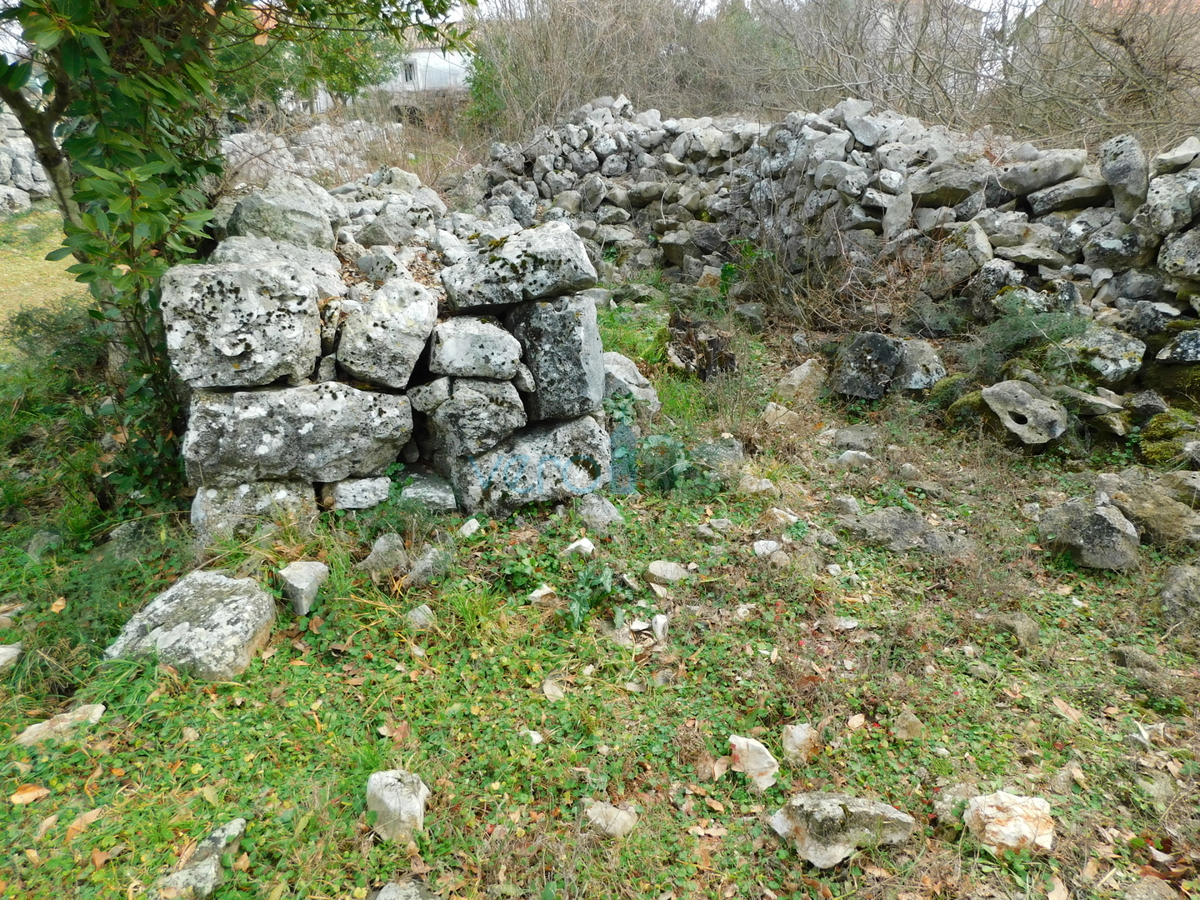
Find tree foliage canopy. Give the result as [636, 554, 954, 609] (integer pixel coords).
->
[0, 0, 469, 502]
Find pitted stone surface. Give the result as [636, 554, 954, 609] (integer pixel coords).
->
[450, 415, 611, 515]
[507, 294, 605, 420]
[226, 173, 345, 249]
[337, 277, 438, 389]
[981, 381, 1069, 445]
[441, 221, 598, 310]
[190, 481, 317, 546]
[209, 236, 347, 300]
[430, 378, 528, 459]
[770, 792, 916, 868]
[428, 317, 523, 380]
[161, 262, 321, 389]
[105, 572, 276, 680]
[184, 384, 412, 486]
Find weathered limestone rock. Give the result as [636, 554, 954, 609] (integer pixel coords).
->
[1160, 565, 1200, 623]
[400, 471, 459, 511]
[774, 359, 829, 404]
[160, 262, 321, 389]
[1039, 494, 1140, 569]
[190, 481, 317, 545]
[430, 378, 527, 458]
[441, 221, 597, 311]
[1109, 477, 1200, 549]
[981, 381, 1069, 445]
[428, 317, 523, 380]
[356, 533, 409, 574]
[998, 150, 1087, 195]
[1100, 134, 1149, 222]
[148, 819, 246, 900]
[14, 704, 105, 746]
[0, 643, 20, 672]
[1159, 230, 1200, 281]
[209, 236, 347, 300]
[507, 294, 604, 420]
[227, 174, 344, 249]
[336, 277, 438, 389]
[1027, 177, 1111, 216]
[184, 385, 412, 486]
[450, 416, 611, 514]
[894, 339, 947, 390]
[840, 507, 975, 559]
[603, 351, 661, 415]
[320, 477, 391, 510]
[366, 770, 431, 843]
[830, 333, 903, 399]
[964, 791, 1054, 854]
[1156, 330, 1200, 363]
[105, 572, 276, 680]
[278, 561, 329, 616]
[1060, 324, 1146, 386]
[770, 792, 916, 868]
[578, 493, 625, 534]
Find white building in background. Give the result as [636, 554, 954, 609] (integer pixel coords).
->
[380, 48, 469, 93]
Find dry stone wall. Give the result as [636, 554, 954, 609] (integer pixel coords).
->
[171, 168, 617, 545]
[461, 94, 1200, 451]
[156, 96, 1200, 539]
[0, 108, 49, 213]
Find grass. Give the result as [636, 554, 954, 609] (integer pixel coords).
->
[0, 209, 85, 322]
[0, 283, 1196, 900]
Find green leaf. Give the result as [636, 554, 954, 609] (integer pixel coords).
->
[2, 61, 32, 92]
[45, 246, 75, 262]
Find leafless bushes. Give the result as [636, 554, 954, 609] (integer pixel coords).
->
[468, 0, 1200, 147]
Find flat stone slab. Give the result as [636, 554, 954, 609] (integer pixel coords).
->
[184, 384, 412, 487]
[105, 571, 277, 680]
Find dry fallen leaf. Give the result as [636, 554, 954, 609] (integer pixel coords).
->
[91, 848, 110, 869]
[542, 679, 565, 702]
[1047, 874, 1069, 900]
[50, 598, 66, 614]
[704, 797, 725, 813]
[847, 714, 866, 731]
[10, 785, 50, 805]
[711, 755, 731, 781]
[1052, 697, 1084, 724]
[35, 814, 58, 840]
[66, 807, 104, 841]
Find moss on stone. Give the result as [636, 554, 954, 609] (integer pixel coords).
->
[946, 389, 986, 423]
[1142, 409, 1199, 441]
[1138, 362, 1200, 413]
[928, 373, 973, 410]
[1139, 440, 1186, 466]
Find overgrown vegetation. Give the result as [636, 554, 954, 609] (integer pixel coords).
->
[1, 285, 1196, 899]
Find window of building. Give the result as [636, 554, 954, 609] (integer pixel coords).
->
[403, 62, 416, 83]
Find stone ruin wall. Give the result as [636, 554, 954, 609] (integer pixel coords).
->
[0, 108, 50, 213]
[12, 94, 1200, 538]
[170, 169, 624, 546]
